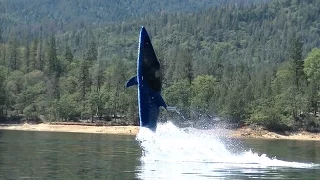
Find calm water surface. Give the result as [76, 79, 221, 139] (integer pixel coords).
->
[0, 123, 319, 180]
[0, 130, 141, 180]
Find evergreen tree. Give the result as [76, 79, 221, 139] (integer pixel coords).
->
[36, 37, 44, 71]
[47, 35, 61, 77]
[290, 37, 304, 90]
[30, 39, 38, 71]
[110, 59, 127, 117]
[173, 49, 193, 84]
[86, 40, 98, 64]
[24, 44, 30, 73]
[190, 75, 216, 117]
[65, 46, 74, 63]
[0, 28, 2, 43]
[289, 37, 306, 119]
[90, 60, 105, 120]
[22, 71, 46, 120]
[304, 48, 320, 117]
[0, 66, 6, 119]
[7, 35, 19, 71]
[78, 58, 91, 119]
[0, 44, 5, 66]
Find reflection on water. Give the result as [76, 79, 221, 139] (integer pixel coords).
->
[0, 123, 320, 180]
[136, 122, 320, 180]
[0, 130, 141, 180]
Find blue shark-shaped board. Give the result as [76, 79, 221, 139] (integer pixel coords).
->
[126, 27, 167, 131]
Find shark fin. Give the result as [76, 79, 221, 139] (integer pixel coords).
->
[152, 92, 167, 109]
[126, 76, 138, 87]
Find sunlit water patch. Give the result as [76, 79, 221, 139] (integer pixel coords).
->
[135, 122, 319, 179]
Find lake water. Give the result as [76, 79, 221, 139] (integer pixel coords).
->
[0, 122, 319, 180]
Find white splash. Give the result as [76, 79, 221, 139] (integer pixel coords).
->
[135, 122, 318, 179]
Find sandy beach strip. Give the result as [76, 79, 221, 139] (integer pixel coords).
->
[0, 123, 319, 140]
[0, 123, 139, 135]
[227, 127, 320, 141]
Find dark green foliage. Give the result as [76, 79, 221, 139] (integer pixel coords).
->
[304, 48, 320, 119]
[0, 66, 6, 119]
[290, 37, 304, 87]
[36, 38, 44, 71]
[173, 49, 193, 84]
[78, 59, 90, 118]
[21, 71, 46, 120]
[29, 40, 38, 71]
[190, 75, 216, 117]
[86, 40, 98, 63]
[0, 0, 271, 41]
[0, 28, 2, 43]
[65, 46, 73, 63]
[7, 35, 19, 71]
[47, 35, 60, 76]
[24, 45, 30, 73]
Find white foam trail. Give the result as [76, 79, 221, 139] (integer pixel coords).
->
[135, 122, 318, 179]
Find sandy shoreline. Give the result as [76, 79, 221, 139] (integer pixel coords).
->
[0, 123, 139, 135]
[226, 127, 320, 141]
[0, 123, 319, 140]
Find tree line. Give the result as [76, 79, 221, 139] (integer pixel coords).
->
[0, 0, 320, 131]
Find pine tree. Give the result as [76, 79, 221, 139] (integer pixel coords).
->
[289, 37, 305, 119]
[0, 66, 5, 119]
[65, 46, 73, 63]
[8, 35, 19, 71]
[24, 44, 30, 73]
[290, 37, 304, 90]
[86, 40, 98, 63]
[30, 39, 38, 71]
[0, 28, 2, 43]
[36, 37, 44, 71]
[91, 60, 104, 120]
[0, 44, 5, 66]
[47, 35, 61, 77]
[79, 57, 91, 118]
[173, 49, 193, 84]
[304, 48, 320, 117]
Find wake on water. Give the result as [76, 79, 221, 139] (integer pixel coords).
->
[135, 122, 318, 179]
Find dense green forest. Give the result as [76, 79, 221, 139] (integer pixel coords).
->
[0, 0, 270, 41]
[1, 0, 320, 131]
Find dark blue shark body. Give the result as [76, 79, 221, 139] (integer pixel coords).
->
[126, 27, 166, 131]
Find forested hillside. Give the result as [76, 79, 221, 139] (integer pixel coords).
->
[0, 0, 320, 131]
[0, 0, 270, 41]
